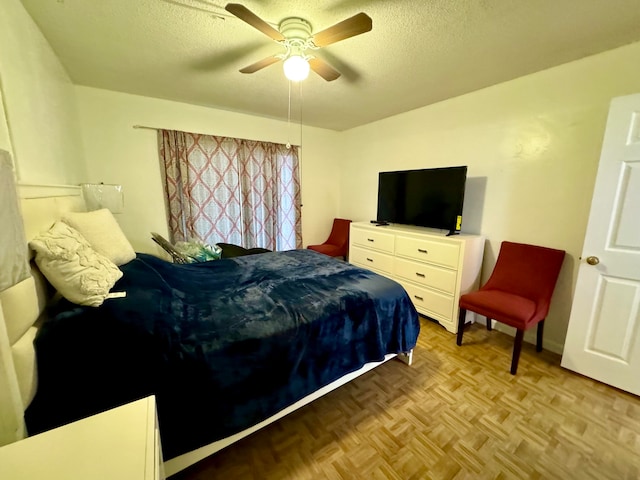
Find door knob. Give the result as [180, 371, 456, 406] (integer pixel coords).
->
[586, 256, 600, 265]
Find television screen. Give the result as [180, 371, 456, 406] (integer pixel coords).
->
[376, 166, 467, 233]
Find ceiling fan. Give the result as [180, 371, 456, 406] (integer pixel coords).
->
[225, 3, 372, 82]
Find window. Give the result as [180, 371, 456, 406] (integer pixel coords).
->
[158, 130, 302, 251]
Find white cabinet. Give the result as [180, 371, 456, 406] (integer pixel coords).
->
[0, 396, 163, 480]
[349, 222, 484, 333]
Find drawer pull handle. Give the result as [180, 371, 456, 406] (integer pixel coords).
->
[366, 258, 374, 262]
[367, 238, 375, 242]
[415, 272, 425, 278]
[417, 248, 428, 254]
[414, 295, 424, 301]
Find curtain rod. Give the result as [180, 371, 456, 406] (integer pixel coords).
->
[132, 125, 301, 147]
[133, 125, 160, 131]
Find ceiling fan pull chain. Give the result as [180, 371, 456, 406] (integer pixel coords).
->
[299, 80, 303, 151]
[286, 80, 292, 149]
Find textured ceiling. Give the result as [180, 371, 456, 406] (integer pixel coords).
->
[19, 0, 640, 131]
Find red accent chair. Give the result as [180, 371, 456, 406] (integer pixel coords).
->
[457, 241, 565, 375]
[306, 218, 352, 259]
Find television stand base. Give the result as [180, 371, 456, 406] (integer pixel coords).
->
[370, 220, 389, 226]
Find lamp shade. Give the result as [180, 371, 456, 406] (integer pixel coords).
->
[81, 183, 124, 213]
[283, 55, 310, 82]
[0, 149, 29, 292]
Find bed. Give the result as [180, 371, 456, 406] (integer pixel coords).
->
[0, 190, 420, 476]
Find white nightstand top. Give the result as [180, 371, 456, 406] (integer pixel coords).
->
[0, 396, 160, 480]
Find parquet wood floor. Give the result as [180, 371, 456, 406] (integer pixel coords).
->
[172, 317, 640, 479]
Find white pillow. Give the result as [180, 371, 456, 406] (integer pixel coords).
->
[29, 222, 123, 307]
[62, 209, 136, 266]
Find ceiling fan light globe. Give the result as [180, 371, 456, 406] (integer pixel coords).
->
[283, 55, 310, 81]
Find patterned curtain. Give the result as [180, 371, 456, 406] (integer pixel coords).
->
[158, 130, 302, 251]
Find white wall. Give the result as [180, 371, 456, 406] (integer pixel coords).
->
[74, 86, 343, 253]
[0, 0, 85, 185]
[340, 41, 640, 353]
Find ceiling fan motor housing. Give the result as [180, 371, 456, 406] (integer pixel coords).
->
[279, 17, 315, 56]
[279, 18, 312, 41]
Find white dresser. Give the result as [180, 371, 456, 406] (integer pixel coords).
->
[349, 222, 484, 333]
[0, 396, 163, 480]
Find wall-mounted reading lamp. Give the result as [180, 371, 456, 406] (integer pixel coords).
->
[81, 183, 124, 213]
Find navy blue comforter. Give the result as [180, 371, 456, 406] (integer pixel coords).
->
[26, 250, 419, 459]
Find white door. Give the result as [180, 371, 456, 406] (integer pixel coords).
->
[561, 94, 640, 395]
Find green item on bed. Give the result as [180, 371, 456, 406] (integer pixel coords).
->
[174, 241, 222, 263]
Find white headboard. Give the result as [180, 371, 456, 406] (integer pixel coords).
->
[0, 189, 84, 446]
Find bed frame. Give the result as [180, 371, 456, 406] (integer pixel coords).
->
[0, 188, 413, 477]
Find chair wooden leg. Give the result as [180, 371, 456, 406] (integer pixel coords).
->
[456, 308, 467, 346]
[511, 329, 525, 375]
[536, 320, 545, 352]
[486, 318, 492, 331]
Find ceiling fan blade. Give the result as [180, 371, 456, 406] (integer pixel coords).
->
[239, 55, 281, 74]
[311, 12, 372, 47]
[225, 3, 285, 42]
[308, 57, 341, 82]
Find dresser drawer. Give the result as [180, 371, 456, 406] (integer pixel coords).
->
[394, 257, 457, 294]
[350, 246, 394, 274]
[351, 228, 395, 254]
[399, 281, 454, 322]
[395, 236, 460, 268]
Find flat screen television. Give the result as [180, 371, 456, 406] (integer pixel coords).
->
[376, 166, 467, 235]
